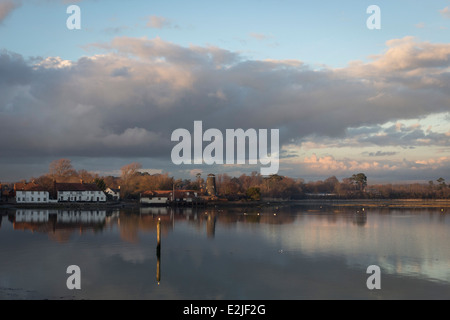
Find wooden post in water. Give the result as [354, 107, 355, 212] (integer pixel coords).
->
[156, 218, 161, 284]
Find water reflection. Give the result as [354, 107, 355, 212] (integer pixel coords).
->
[0, 206, 449, 299]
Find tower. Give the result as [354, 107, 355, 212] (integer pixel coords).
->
[206, 174, 217, 196]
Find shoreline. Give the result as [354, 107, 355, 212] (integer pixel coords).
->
[1, 198, 450, 210]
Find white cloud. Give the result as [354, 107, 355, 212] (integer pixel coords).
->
[249, 33, 273, 41]
[415, 22, 425, 29]
[146, 15, 173, 29]
[440, 7, 450, 19]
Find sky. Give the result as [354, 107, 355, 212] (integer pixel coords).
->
[0, 0, 450, 183]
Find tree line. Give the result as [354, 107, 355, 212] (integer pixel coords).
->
[12, 159, 450, 200]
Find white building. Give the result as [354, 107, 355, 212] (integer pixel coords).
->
[140, 190, 199, 205]
[105, 187, 120, 200]
[56, 182, 106, 202]
[15, 182, 50, 204]
[140, 191, 171, 205]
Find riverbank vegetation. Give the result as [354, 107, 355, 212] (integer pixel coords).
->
[2, 159, 449, 201]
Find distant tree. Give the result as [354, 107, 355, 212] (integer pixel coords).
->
[194, 173, 204, 191]
[94, 178, 106, 191]
[120, 162, 142, 198]
[324, 176, 340, 193]
[350, 173, 368, 192]
[103, 176, 120, 189]
[49, 159, 77, 182]
[246, 187, 261, 201]
[121, 162, 142, 180]
[33, 175, 55, 195]
[78, 169, 96, 183]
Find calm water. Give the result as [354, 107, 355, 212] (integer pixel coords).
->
[0, 205, 449, 300]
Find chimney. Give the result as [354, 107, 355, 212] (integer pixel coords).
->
[52, 180, 57, 200]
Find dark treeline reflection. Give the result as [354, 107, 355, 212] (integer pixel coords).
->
[0, 205, 447, 243]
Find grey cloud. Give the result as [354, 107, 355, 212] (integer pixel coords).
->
[359, 125, 450, 147]
[1, 37, 450, 166]
[306, 122, 450, 150]
[367, 151, 398, 157]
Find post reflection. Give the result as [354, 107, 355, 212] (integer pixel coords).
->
[206, 211, 216, 238]
[156, 218, 161, 285]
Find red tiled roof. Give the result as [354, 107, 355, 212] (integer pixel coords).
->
[14, 183, 48, 192]
[141, 190, 172, 197]
[56, 183, 102, 192]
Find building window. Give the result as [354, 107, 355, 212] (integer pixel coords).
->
[44, 198, 47, 202]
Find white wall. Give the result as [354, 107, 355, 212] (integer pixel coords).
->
[16, 191, 50, 203]
[140, 196, 169, 204]
[58, 191, 106, 202]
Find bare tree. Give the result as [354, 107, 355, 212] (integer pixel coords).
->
[49, 159, 77, 182]
[120, 162, 142, 198]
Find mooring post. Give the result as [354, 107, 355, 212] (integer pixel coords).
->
[156, 218, 161, 284]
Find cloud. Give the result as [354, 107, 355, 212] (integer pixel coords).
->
[297, 118, 450, 152]
[440, 7, 450, 19]
[297, 153, 450, 181]
[189, 169, 203, 177]
[367, 151, 398, 157]
[415, 22, 425, 29]
[309, 153, 394, 172]
[347, 36, 450, 74]
[0, 0, 20, 24]
[1, 36, 450, 181]
[249, 33, 273, 41]
[139, 168, 164, 175]
[146, 15, 174, 29]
